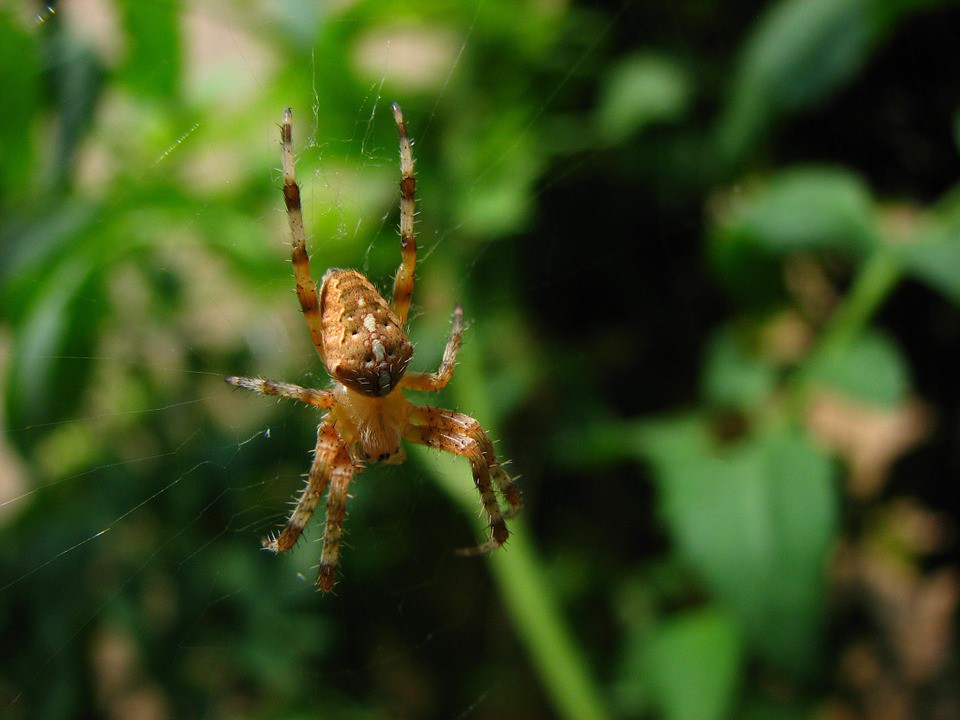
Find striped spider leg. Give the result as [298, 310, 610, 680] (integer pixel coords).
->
[226, 104, 520, 591]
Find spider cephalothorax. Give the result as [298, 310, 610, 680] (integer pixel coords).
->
[319, 269, 413, 398]
[226, 104, 520, 591]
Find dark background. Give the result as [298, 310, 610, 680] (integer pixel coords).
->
[2, 1, 960, 718]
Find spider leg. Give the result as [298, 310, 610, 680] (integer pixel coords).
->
[399, 304, 463, 392]
[225, 376, 336, 409]
[390, 103, 417, 327]
[403, 405, 522, 555]
[281, 109, 326, 359]
[261, 422, 346, 554]
[316, 450, 356, 591]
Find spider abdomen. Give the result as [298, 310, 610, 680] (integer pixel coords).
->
[319, 269, 413, 397]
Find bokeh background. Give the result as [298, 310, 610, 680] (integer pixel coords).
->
[3, 0, 960, 718]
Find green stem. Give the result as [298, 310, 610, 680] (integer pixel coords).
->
[415, 452, 610, 720]
[412, 331, 610, 720]
[815, 248, 903, 353]
[789, 247, 903, 413]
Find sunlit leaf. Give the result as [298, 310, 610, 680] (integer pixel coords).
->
[896, 186, 960, 304]
[117, 0, 182, 99]
[448, 109, 540, 237]
[7, 258, 104, 433]
[638, 419, 838, 677]
[806, 329, 911, 407]
[44, 28, 104, 185]
[0, 14, 40, 198]
[644, 608, 742, 720]
[596, 53, 691, 143]
[702, 324, 778, 409]
[710, 167, 879, 307]
[727, 167, 878, 254]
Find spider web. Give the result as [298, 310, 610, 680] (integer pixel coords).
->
[0, 1, 654, 718]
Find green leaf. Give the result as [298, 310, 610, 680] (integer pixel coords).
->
[7, 257, 104, 432]
[0, 13, 40, 198]
[898, 240, 960, 304]
[709, 227, 786, 308]
[44, 27, 104, 186]
[702, 325, 778, 409]
[714, 0, 953, 167]
[716, 0, 874, 165]
[710, 167, 879, 307]
[644, 609, 742, 720]
[117, 0, 182, 99]
[637, 420, 838, 677]
[448, 109, 539, 237]
[596, 53, 691, 143]
[613, 605, 742, 718]
[0, 202, 99, 316]
[806, 329, 911, 407]
[896, 186, 960, 304]
[729, 168, 878, 254]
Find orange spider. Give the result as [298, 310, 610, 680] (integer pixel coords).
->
[226, 105, 521, 591]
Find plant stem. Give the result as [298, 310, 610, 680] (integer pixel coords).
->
[789, 247, 903, 414]
[815, 247, 903, 353]
[412, 329, 610, 720]
[416, 451, 610, 720]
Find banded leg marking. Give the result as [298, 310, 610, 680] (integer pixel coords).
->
[225, 376, 336, 409]
[390, 103, 417, 327]
[261, 422, 344, 553]
[399, 304, 463, 392]
[404, 405, 521, 554]
[281, 109, 326, 359]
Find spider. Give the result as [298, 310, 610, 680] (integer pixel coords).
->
[226, 104, 521, 591]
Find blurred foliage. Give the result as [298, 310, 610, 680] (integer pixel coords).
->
[3, 0, 960, 719]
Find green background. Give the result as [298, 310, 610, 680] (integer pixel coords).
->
[2, 1, 960, 718]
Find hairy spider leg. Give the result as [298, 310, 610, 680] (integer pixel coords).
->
[400, 304, 463, 391]
[409, 405, 522, 519]
[261, 422, 348, 554]
[261, 422, 359, 591]
[226, 106, 520, 592]
[390, 103, 417, 328]
[281, 109, 326, 360]
[227, 378, 358, 591]
[225, 376, 337, 409]
[403, 405, 522, 554]
[316, 452, 356, 591]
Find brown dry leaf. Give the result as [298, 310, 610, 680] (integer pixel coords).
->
[805, 392, 932, 500]
[830, 500, 959, 719]
[855, 544, 958, 685]
[886, 498, 953, 557]
[837, 642, 912, 720]
[897, 568, 959, 684]
[817, 698, 861, 720]
[91, 627, 169, 720]
[758, 309, 816, 365]
[785, 255, 841, 325]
